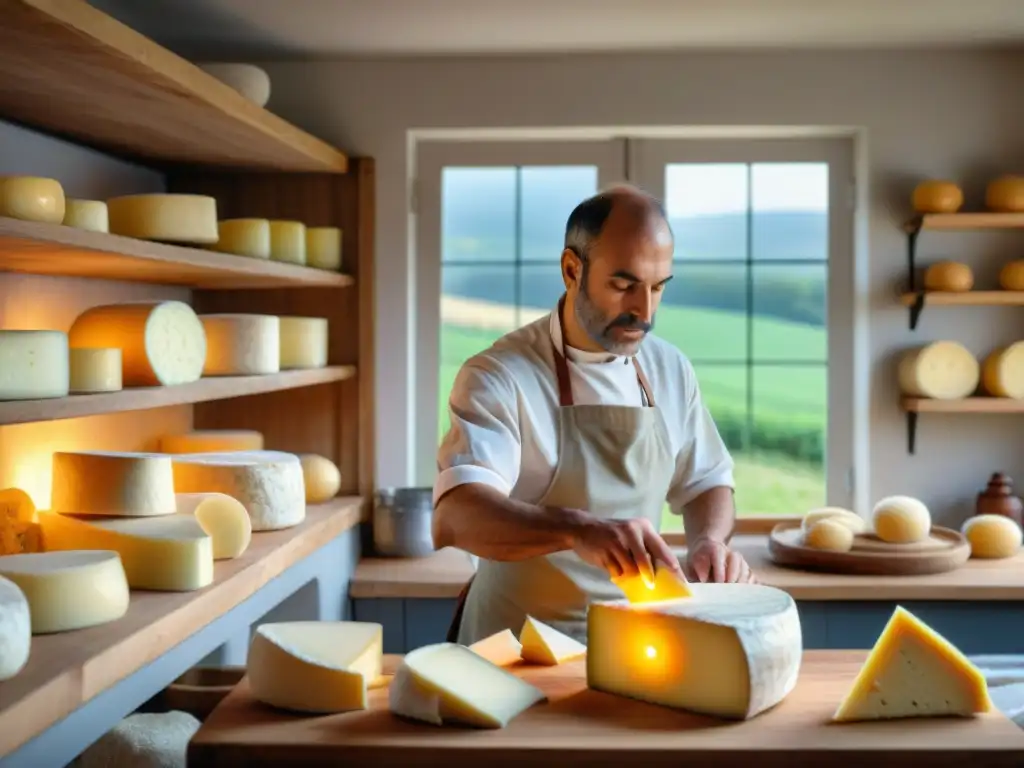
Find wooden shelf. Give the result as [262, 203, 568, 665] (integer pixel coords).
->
[899, 290, 1024, 307]
[0, 0, 348, 172]
[0, 217, 354, 289]
[902, 397, 1024, 414]
[0, 366, 356, 426]
[905, 212, 1024, 231]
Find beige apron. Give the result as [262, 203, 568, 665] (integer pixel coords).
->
[451, 297, 677, 645]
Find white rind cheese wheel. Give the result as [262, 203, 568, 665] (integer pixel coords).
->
[199, 314, 280, 376]
[923, 261, 973, 292]
[587, 583, 802, 720]
[0, 551, 130, 634]
[69, 301, 207, 387]
[63, 199, 108, 233]
[911, 180, 963, 214]
[171, 450, 305, 531]
[803, 519, 855, 552]
[0, 176, 65, 223]
[897, 341, 979, 400]
[176, 492, 252, 559]
[38, 511, 213, 591]
[299, 454, 341, 503]
[269, 220, 306, 264]
[306, 227, 342, 270]
[389, 642, 546, 728]
[985, 176, 1024, 213]
[801, 507, 867, 534]
[962, 514, 1023, 559]
[871, 495, 931, 544]
[248, 621, 383, 713]
[0, 575, 30, 681]
[69, 347, 122, 394]
[468, 629, 523, 667]
[0, 330, 70, 400]
[51, 451, 177, 517]
[999, 260, 1024, 291]
[981, 342, 1024, 399]
[159, 430, 264, 454]
[106, 194, 218, 244]
[213, 218, 271, 259]
[279, 316, 328, 369]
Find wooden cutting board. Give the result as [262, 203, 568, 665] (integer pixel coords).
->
[187, 652, 1024, 768]
[768, 522, 971, 576]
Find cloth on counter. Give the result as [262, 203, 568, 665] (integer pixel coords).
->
[971, 655, 1024, 728]
[74, 710, 200, 768]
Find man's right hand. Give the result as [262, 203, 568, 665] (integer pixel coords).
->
[571, 516, 681, 584]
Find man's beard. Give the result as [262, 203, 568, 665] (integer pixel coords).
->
[574, 270, 653, 357]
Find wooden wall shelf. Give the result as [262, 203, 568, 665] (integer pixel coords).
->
[904, 212, 1024, 232]
[0, 0, 348, 172]
[899, 291, 1024, 307]
[901, 396, 1024, 455]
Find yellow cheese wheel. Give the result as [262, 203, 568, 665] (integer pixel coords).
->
[980, 342, 1024, 399]
[306, 227, 342, 270]
[803, 519, 855, 552]
[923, 261, 973, 292]
[63, 199, 108, 233]
[897, 341, 979, 400]
[986, 176, 1024, 212]
[107, 194, 218, 244]
[961, 514, 1023, 559]
[911, 180, 963, 214]
[213, 219, 271, 259]
[998, 260, 1024, 291]
[0, 176, 65, 223]
[299, 454, 341, 503]
[801, 507, 867, 534]
[269, 220, 306, 264]
[872, 496, 931, 544]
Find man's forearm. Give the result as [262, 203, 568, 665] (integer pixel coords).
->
[681, 486, 736, 544]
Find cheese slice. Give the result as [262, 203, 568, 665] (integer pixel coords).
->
[160, 430, 264, 454]
[176, 492, 252, 559]
[612, 565, 692, 604]
[389, 642, 546, 728]
[213, 218, 271, 259]
[269, 220, 306, 264]
[0, 488, 42, 556]
[0, 551, 130, 634]
[833, 606, 992, 722]
[199, 314, 280, 376]
[69, 347, 122, 394]
[106, 194, 218, 244]
[0, 330, 70, 400]
[0, 575, 30, 681]
[520, 616, 586, 665]
[279, 316, 328, 370]
[586, 583, 802, 719]
[0, 176, 65, 223]
[51, 451, 177, 517]
[897, 341, 979, 400]
[306, 227, 341, 270]
[247, 621, 383, 713]
[468, 628, 522, 666]
[981, 342, 1024, 399]
[63, 199, 109, 233]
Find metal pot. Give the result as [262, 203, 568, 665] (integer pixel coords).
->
[373, 487, 436, 557]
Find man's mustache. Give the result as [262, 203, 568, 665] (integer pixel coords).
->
[606, 314, 653, 333]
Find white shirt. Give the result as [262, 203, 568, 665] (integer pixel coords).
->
[434, 305, 735, 516]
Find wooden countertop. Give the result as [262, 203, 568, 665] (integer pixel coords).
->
[188, 652, 1024, 767]
[350, 536, 1024, 601]
[0, 496, 362, 757]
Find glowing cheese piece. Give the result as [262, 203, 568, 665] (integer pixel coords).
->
[0, 488, 42, 556]
[176, 492, 252, 559]
[389, 642, 546, 728]
[613, 565, 692, 604]
[160, 430, 264, 454]
[51, 451, 176, 517]
[833, 606, 992, 721]
[801, 507, 868, 534]
[587, 583, 802, 720]
[299, 454, 341, 504]
[269, 220, 306, 264]
[0, 176, 65, 223]
[468, 628, 522, 666]
[68, 300, 207, 387]
[897, 341, 979, 400]
[520, 616, 586, 665]
[106, 194, 218, 244]
[981, 342, 1024, 399]
[69, 347, 122, 394]
[0, 575, 30, 680]
[63, 199, 108, 233]
[0, 330, 70, 400]
[962, 514, 1023, 559]
[872, 495, 931, 544]
[171, 451, 305, 531]
[247, 621, 383, 713]
[306, 227, 342, 270]
[199, 314, 280, 375]
[279, 316, 328, 369]
[0, 551, 130, 634]
[213, 218, 271, 259]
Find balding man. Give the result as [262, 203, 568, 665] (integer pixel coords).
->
[433, 185, 754, 646]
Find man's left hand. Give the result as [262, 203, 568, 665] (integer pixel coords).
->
[685, 537, 756, 583]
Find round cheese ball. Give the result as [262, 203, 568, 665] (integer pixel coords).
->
[961, 514, 1023, 559]
[300, 454, 341, 504]
[872, 496, 931, 544]
[923, 261, 973, 293]
[911, 180, 963, 214]
[803, 519, 855, 553]
[999, 260, 1024, 292]
[802, 507, 868, 535]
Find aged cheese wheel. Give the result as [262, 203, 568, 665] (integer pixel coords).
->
[0, 176, 65, 223]
[199, 314, 280, 376]
[897, 341, 979, 399]
[107, 194, 218, 244]
[802, 507, 867, 535]
[279, 316, 328, 369]
[69, 347, 122, 394]
[62, 199, 108, 233]
[300, 454, 341, 503]
[51, 450, 177, 517]
[306, 227, 342, 270]
[213, 218, 271, 259]
[980, 342, 1024, 399]
[160, 430, 264, 454]
[269, 220, 306, 264]
[923, 261, 973, 292]
[803, 519, 855, 552]
[872, 496, 931, 544]
[986, 176, 1024, 213]
[0, 575, 30, 680]
[998, 260, 1024, 291]
[0, 330, 70, 400]
[961, 514, 1023, 559]
[911, 180, 963, 214]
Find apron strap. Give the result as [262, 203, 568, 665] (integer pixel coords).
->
[445, 575, 475, 643]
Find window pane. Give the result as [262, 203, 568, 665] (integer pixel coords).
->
[692, 364, 749, 456]
[442, 167, 516, 263]
[751, 163, 828, 261]
[665, 163, 747, 262]
[519, 263, 569, 323]
[521, 166, 598, 262]
[752, 264, 827, 363]
[658, 264, 748, 362]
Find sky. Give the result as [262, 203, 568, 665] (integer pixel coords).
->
[665, 162, 829, 217]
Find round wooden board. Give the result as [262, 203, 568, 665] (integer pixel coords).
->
[768, 522, 971, 576]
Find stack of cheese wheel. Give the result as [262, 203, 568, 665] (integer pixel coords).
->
[911, 180, 963, 214]
[985, 176, 1024, 212]
[106, 194, 219, 244]
[0, 176, 65, 223]
[981, 342, 1024, 399]
[897, 341, 979, 399]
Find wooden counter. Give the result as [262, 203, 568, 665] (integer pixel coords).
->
[188, 652, 1024, 767]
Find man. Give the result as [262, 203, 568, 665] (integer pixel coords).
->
[433, 184, 754, 646]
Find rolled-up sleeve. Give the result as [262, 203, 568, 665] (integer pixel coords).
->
[433, 358, 523, 507]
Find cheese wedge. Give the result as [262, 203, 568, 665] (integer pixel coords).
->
[0, 575, 30, 681]
[247, 621, 383, 713]
[176, 493, 252, 559]
[832, 606, 992, 722]
[468, 628, 523, 667]
[0, 488, 42, 556]
[612, 565, 692, 604]
[389, 642, 546, 728]
[520, 616, 586, 665]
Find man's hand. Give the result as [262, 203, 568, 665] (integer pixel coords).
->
[685, 536, 755, 583]
[571, 517, 681, 584]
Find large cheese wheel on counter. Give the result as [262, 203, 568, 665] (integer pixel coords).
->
[279, 316, 328, 369]
[0, 330, 69, 400]
[213, 218, 271, 259]
[160, 429, 264, 454]
[911, 180, 963, 214]
[0, 176, 65, 223]
[107, 194, 218, 244]
[0, 575, 30, 681]
[306, 227, 342, 270]
[897, 341, 979, 399]
[269, 220, 306, 264]
[63, 199, 108, 233]
[51, 451, 177, 517]
[981, 342, 1024, 399]
[985, 176, 1024, 213]
[999, 260, 1024, 291]
[69, 347, 122, 394]
[923, 261, 973, 292]
[68, 300, 207, 387]
[200, 314, 280, 376]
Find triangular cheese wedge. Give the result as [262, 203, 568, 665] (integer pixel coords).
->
[520, 616, 586, 665]
[468, 628, 523, 666]
[612, 564, 692, 604]
[832, 606, 992, 722]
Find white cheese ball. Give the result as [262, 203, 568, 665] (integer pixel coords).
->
[300, 454, 341, 504]
[872, 496, 931, 544]
[962, 514, 1023, 559]
[803, 519, 855, 553]
[802, 507, 868, 535]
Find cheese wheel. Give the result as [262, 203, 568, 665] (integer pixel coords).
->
[171, 450, 305, 531]
[911, 180, 963, 214]
[269, 220, 306, 264]
[0, 575, 30, 681]
[306, 227, 342, 270]
[0, 330, 70, 400]
[0, 176, 65, 223]
[62, 199, 108, 233]
[279, 316, 328, 369]
[160, 430, 264, 454]
[872, 495, 931, 544]
[199, 314, 280, 376]
[962, 514, 1023, 559]
[468, 629, 523, 667]
[299, 454, 341, 503]
[0, 488, 41, 556]
[38, 511, 213, 591]
[68, 300, 207, 387]
[0, 551, 130, 634]
[923, 261, 973, 292]
[107, 194, 218, 244]
[213, 218, 271, 259]
[69, 347, 122, 394]
[897, 341, 979, 400]
[176, 492, 252, 559]
[999, 260, 1024, 291]
[801, 507, 868, 534]
[51, 450, 177, 517]
[587, 583, 802, 719]
[981, 342, 1024, 399]
[803, 519, 855, 552]
[985, 176, 1024, 213]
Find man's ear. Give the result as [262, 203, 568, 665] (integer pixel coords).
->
[560, 248, 582, 289]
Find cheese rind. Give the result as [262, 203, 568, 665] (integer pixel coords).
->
[106, 194, 218, 244]
[520, 616, 586, 665]
[160, 430, 264, 454]
[69, 347, 122, 394]
[199, 314, 280, 376]
[51, 451, 176, 517]
[63, 199, 109, 233]
[0, 575, 30, 680]
[269, 220, 306, 264]
[177, 492, 252, 559]
[299, 454, 341, 504]
[248, 621, 383, 713]
[306, 227, 342, 270]
[213, 218, 271, 259]
[0, 551, 130, 634]
[278, 316, 328, 370]
[872, 495, 931, 544]
[962, 514, 1023, 559]
[0, 487, 42, 556]
[981, 342, 1024, 399]
[612, 565, 692, 604]
[587, 583, 803, 720]
[897, 341, 979, 400]
[0, 330, 70, 400]
[468, 629, 523, 667]
[0, 176, 65, 223]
